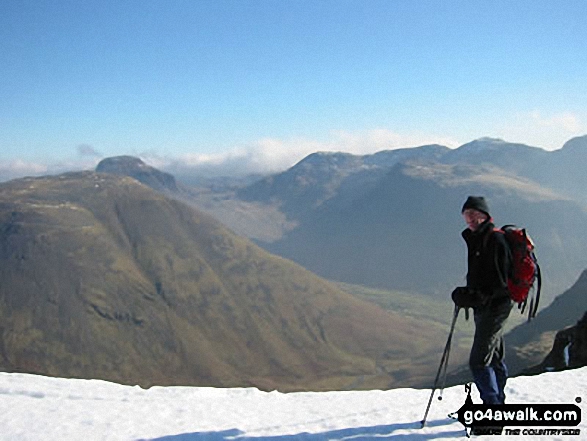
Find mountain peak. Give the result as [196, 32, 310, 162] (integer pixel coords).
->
[293, 151, 359, 168]
[448, 138, 545, 162]
[458, 137, 511, 151]
[96, 155, 148, 170]
[476, 136, 507, 143]
[96, 156, 178, 193]
[561, 135, 587, 152]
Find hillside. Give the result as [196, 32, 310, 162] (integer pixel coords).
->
[505, 268, 587, 375]
[261, 161, 586, 300]
[0, 171, 449, 391]
[180, 136, 587, 304]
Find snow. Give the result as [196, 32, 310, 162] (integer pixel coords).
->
[1, 368, 586, 440]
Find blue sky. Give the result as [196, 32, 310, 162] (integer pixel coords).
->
[1, 0, 587, 179]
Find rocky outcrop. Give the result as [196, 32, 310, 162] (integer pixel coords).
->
[526, 312, 587, 374]
[96, 156, 178, 193]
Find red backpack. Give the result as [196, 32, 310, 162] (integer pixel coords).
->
[495, 225, 542, 320]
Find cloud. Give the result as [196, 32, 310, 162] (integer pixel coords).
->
[159, 129, 461, 178]
[498, 110, 584, 150]
[0, 160, 49, 182]
[0, 144, 105, 183]
[530, 110, 582, 133]
[77, 144, 102, 157]
[328, 129, 460, 154]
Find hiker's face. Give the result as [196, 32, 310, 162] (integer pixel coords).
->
[462, 209, 488, 232]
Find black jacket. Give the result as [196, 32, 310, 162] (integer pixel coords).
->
[462, 219, 511, 300]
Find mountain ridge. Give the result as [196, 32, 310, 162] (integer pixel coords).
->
[90, 136, 587, 304]
[96, 156, 179, 193]
[0, 171, 449, 391]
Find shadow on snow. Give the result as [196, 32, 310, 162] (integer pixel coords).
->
[144, 417, 465, 440]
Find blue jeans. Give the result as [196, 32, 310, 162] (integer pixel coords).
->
[469, 296, 513, 404]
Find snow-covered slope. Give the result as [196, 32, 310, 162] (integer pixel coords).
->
[1, 368, 585, 440]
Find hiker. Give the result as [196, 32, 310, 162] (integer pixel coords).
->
[452, 196, 513, 405]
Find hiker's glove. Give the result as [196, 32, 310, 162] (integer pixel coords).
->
[451, 287, 487, 308]
[451, 287, 468, 307]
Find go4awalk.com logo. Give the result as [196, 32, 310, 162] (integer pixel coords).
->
[456, 400, 582, 436]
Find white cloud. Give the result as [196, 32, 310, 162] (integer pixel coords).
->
[530, 110, 582, 133]
[4, 118, 583, 183]
[77, 143, 102, 157]
[161, 129, 461, 177]
[6, 121, 576, 183]
[329, 129, 460, 154]
[0, 160, 49, 182]
[498, 110, 584, 150]
[0, 150, 104, 183]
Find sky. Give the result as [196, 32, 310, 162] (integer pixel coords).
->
[1, 0, 587, 180]
[1, 368, 585, 440]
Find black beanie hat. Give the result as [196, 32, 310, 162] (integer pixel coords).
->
[462, 196, 490, 216]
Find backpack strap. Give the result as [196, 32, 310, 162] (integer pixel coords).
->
[488, 227, 509, 290]
[528, 259, 542, 320]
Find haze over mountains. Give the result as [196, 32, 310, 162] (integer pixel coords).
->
[1, 135, 587, 391]
[183, 135, 587, 305]
[87, 136, 587, 381]
[0, 171, 451, 390]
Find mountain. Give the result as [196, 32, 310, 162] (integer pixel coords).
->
[96, 156, 179, 193]
[440, 136, 587, 206]
[439, 137, 549, 173]
[94, 138, 587, 306]
[192, 137, 587, 304]
[237, 145, 450, 219]
[259, 161, 587, 301]
[0, 171, 449, 391]
[505, 268, 587, 375]
[544, 135, 587, 204]
[526, 311, 587, 374]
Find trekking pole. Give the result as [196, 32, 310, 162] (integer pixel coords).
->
[421, 305, 460, 428]
[437, 308, 459, 399]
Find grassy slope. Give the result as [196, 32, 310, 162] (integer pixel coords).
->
[335, 282, 475, 384]
[0, 172, 450, 391]
[336, 281, 535, 383]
